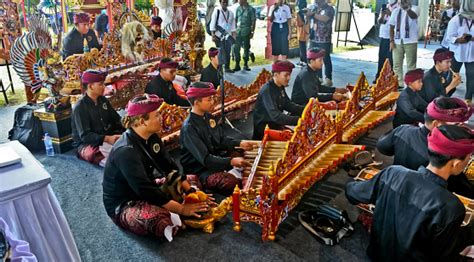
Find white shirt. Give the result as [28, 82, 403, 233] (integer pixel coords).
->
[445, 8, 458, 19]
[229, 3, 239, 16]
[268, 4, 291, 24]
[446, 15, 474, 63]
[210, 7, 236, 38]
[389, 6, 419, 44]
[379, 2, 400, 39]
[441, 8, 459, 48]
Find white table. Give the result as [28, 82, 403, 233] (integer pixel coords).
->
[0, 141, 81, 261]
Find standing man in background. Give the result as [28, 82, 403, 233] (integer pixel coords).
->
[296, 0, 310, 67]
[210, 0, 237, 73]
[233, 0, 256, 71]
[446, 0, 474, 104]
[441, 0, 460, 48]
[309, 0, 335, 87]
[389, 0, 419, 89]
[374, 0, 398, 83]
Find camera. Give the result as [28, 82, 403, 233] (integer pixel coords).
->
[215, 25, 234, 43]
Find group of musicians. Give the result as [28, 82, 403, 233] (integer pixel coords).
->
[69, 45, 351, 241]
[63, 10, 474, 260]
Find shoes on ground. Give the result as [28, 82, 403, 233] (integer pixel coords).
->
[233, 65, 241, 72]
[250, 52, 255, 63]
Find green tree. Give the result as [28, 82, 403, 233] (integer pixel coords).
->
[135, 0, 152, 11]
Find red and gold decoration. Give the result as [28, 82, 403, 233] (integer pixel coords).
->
[182, 192, 234, 233]
[232, 98, 365, 241]
[0, 0, 22, 61]
[337, 71, 395, 143]
[230, 65, 399, 241]
[156, 69, 272, 150]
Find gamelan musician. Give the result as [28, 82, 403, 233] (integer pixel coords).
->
[291, 47, 349, 106]
[392, 68, 428, 128]
[419, 48, 462, 104]
[145, 58, 190, 107]
[347, 124, 474, 261]
[377, 97, 474, 198]
[179, 82, 257, 196]
[253, 60, 305, 140]
[62, 12, 101, 59]
[103, 94, 207, 241]
[200, 48, 220, 90]
[72, 70, 125, 166]
[150, 16, 163, 40]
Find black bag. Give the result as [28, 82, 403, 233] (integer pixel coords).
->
[206, 8, 220, 36]
[299, 205, 354, 246]
[8, 104, 44, 152]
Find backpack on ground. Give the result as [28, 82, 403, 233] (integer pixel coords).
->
[299, 205, 354, 246]
[8, 104, 44, 152]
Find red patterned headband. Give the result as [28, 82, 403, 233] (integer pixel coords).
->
[82, 70, 107, 84]
[74, 13, 90, 24]
[428, 127, 474, 158]
[159, 60, 179, 69]
[433, 50, 454, 62]
[186, 83, 216, 99]
[126, 94, 164, 116]
[272, 61, 295, 73]
[404, 68, 424, 84]
[427, 98, 473, 122]
[307, 49, 325, 60]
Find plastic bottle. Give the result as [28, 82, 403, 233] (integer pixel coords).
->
[44, 133, 55, 157]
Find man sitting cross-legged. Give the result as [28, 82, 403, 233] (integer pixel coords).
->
[103, 94, 208, 241]
[180, 82, 258, 196]
[72, 70, 125, 166]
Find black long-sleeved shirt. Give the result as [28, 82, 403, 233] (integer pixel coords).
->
[377, 124, 430, 170]
[253, 80, 305, 140]
[71, 94, 124, 148]
[393, 87, 428, 128]
[419, 66, 455, 103]
[291, 65, 336, 105]
[62, 28, 101, 59]
[103, 129, 183, 217]
[152, 30, 162, 40]
[200, 63, 220, 90]
[145, 74, 190, 107]
[180, 112, 240, 182]
[377, 124, 474, 198]
[346, 166, 474, 261]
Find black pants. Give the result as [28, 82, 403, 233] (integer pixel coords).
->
[375, 38, 393, 81]
[311, 42, 332, 80]
[452, 57, 474, 100]
[299, 41, 307, 63]
[233, 35, 251, 65]
[216, 38, 233, 70]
